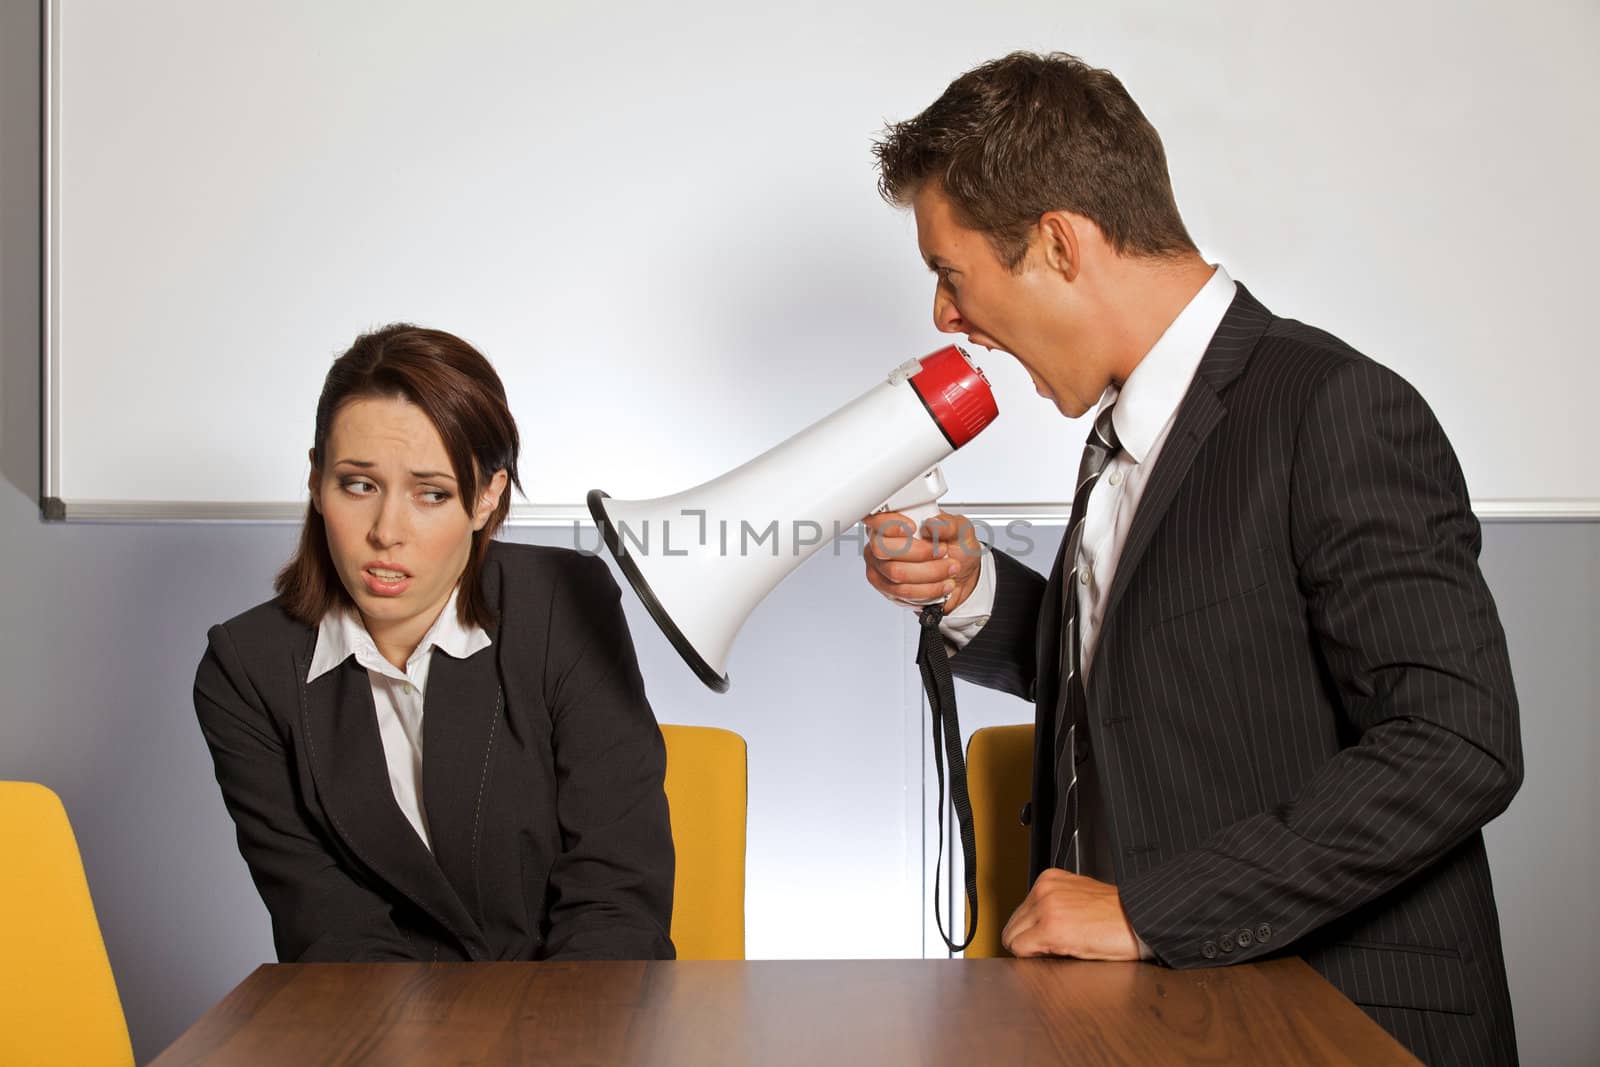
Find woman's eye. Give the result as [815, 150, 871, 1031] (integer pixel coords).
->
[340, 478, 377, 495]
[419, 488, 452, 505]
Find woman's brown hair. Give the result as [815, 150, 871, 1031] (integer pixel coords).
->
[275, 324, 522, 629]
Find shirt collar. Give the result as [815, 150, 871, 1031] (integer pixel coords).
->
[306, 588, 492, 683]
[1105, 265, 1237, 465]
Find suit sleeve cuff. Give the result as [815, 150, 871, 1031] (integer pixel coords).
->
[937, 548, 995, 653]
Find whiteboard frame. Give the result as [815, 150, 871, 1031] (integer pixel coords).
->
[38, 0, 1599, 524]
[37, 499, 1600, 526]
[41, 0, 59, 516]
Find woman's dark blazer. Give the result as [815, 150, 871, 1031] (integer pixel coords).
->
[194, 541, 675, 962]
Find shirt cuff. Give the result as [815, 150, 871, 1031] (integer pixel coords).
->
[937, 548, 995, 653]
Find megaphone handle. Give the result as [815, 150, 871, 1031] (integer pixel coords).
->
[888, 501, 947, 608]
[897, 500, 942, 532]
[871, 468, 956, 608]
[874, 465, 949, 537]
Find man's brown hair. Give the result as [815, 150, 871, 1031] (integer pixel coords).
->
[874, 51, 1196, 268]
[276, 324, 523, 629]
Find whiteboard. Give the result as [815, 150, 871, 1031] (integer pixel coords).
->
[44, 0, 1600, 521]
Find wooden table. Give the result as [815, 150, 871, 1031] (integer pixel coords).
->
[153, 957, 1419, 1065]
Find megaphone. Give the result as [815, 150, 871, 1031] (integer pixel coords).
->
[588, 345, 998, 691]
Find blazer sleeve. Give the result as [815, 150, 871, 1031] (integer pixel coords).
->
[948, 549, 1048, 700]
[540, 554, 676, 960]
[1119, 357, 1524, 968]
[194, 623, 418, 962]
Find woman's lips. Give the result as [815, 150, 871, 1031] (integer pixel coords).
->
[362, 566, 412, 597]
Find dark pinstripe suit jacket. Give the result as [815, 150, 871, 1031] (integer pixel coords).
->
[953, 285, 1522, 1064]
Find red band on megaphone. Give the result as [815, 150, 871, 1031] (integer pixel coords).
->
[909, 346, 999, 449]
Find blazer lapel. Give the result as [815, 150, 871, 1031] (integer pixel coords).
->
[1036, 524, 1072, 695]
[296, 648, 487, 958]
[420, 642, 502, 931]
[1028, 524, 1072, 877]
[421, 558, 506, 931]
[1097, 284, 1274, 652]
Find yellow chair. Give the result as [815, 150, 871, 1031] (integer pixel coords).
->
[0, 781, 133, 1066]
[660, 725, 747, 960]
[963, 724, 1035, 958]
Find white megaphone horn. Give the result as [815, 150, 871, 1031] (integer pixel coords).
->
[588, 345, 998, 691]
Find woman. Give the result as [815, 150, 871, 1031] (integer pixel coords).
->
[194, 324, 675, 962]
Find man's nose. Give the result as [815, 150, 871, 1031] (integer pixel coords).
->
[933, 288, 965, 334]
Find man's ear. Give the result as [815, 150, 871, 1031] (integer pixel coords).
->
[307, 449, 322, 513]
[473, 468, 510, 531]
[1036, 211, 1081, 282]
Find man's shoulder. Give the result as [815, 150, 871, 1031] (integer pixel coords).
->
[1257, 314, 1366, 377]
[1242, 312, 1418, 411]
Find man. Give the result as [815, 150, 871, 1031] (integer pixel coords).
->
[863, 52, 1521, 1064]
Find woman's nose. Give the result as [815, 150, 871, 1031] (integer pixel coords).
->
[369, 493, 407, 548]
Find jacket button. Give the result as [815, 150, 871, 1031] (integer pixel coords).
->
[1218, 933, 1235, 954]
[1202, 941, 1219, 960]
[1019, 802, 1032, 827]
[1256, 923, 1272, 944]
[1237, 927, 1254, 948]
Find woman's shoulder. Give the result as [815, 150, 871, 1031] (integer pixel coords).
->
[205, 596, 315, 666]
[484, 540, 619, 596]
[195, 597, 316, 723]
[482, 542, 627, 649]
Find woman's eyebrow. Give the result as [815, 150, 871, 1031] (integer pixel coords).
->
[330, 458, 454, 482]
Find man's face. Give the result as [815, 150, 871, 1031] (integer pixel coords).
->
[912, 184, 1107, 418]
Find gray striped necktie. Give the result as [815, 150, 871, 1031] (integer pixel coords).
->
[1050, 402, 1122, 874]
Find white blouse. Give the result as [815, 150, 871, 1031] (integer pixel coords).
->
[306, 589, 492, 851]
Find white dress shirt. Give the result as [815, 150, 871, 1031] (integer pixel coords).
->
[306, 589, 492, 851]
[940, 265, 1237, 670]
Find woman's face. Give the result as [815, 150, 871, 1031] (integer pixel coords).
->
[311, 395, 506, 645]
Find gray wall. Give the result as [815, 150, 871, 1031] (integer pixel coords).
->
[4, 2, 1596, 1063]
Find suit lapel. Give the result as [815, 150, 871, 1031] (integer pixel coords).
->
[296, 647, 487, 958]
[1028, 285, 1271, 874]
[1097, 285, 1274, 668]
[1029, 528, 1072, 877]
[1036, 525, 1072, 694]
[420, 642, 502, 930]
[421, 558, 506, 931]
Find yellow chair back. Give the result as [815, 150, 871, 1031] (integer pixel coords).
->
[0, 781, 133, 1066]
[963, 724, 1035, 958]
[660, 725, 747, 960]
